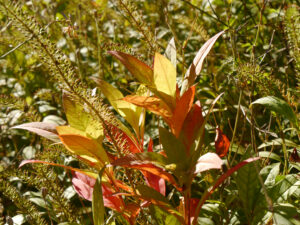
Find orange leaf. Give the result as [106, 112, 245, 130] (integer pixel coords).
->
[170, 86, 195, 137]
[215, 128, 230, 157]
[181, 101, 204, 154]
[122, 95, 173, 119]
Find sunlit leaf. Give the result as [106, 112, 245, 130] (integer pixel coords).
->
[12, 122, 60, 142]
[153, 53, 177, 108]
[105, 124, 141, 154]
[122, 95, 172, 119]
[58, 132, 109, 168]
[194, 153, 223, 174]
[63, 92, 103, 139]
[214, 128, 230, 157]
[93, 79, 142, 136]
[165, 37, 176, 68]
[109, 51, 153, 85]
[181, 31, 225, 95]
[251, 96, 298, 127]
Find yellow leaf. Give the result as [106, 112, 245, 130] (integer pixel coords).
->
[63, 92, 103, 139]
[57, 127, 109, 169]
[153, 53, 177, 108]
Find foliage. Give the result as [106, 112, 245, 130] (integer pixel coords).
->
[0, 0, 299, 225]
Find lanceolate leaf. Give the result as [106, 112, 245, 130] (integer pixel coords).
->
[181, 31, 225, 95]
[108, 51, 153, 85]
[93, 167, 106, 225]
[12, 122, 60, 142]
[153, 53, 177, 108]
[251, 96, 298, 127]
[72, 171, 96, 201]
[171, 86, 195, 137]
[165, 37, 177, 68]
[215, 128, 230, 157]
[159, 127, 187, 164]
[150, 205, 182, 225]
[122, 95, 173, 119]
[19, 160, 98, 179]
[58, 132, 109, 168]
[111, 153, 179, 189]
[181, 101, 204, 154]
[93, 79, 142, 136]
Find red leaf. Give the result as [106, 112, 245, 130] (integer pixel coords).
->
[105, 124, 141, 154]
[72, 171, 96, 201]
[112, 155, 179, 190]
[170, 86, 195, 137]
[290, 148, 300, 163]
[181, 101, 204, 153]
[215, 128, 230, 157]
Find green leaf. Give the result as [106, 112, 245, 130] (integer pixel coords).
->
[94, 79, 142, 136]
[258, 138, 298, 149]
[63, 92, 103, 140]
[235, 161, 262, 223]
[159, 127, 187, 165]
[264, 163, 280, 187]
[92, 167, 106, 225]
[154, 53, 177, 108]
[268, 174, 300, 203]
[251, 96, 298, 127]
[258, 151, 282, 162]
[136, 184, 169, 204]
[149, 205, 182, 225]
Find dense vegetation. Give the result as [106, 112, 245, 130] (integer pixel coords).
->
[0, 0, 299, 224]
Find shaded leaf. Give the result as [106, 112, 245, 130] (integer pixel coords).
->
[171, 86, 195, 137]
[214, 128, 230, 157]
[251, 96, 298, 127]
[150, 205, 182, 225]
[181, 31, 225, 95]
[194, 153, 223, 174]
[159, 127, 187, 164]
[181, 101, 204, 154]
[289, 148, 300, 163]
[12, 122, 60, 142]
